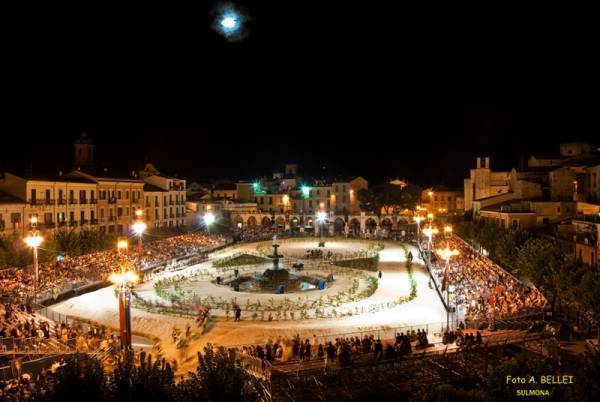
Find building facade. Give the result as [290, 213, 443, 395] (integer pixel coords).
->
[0, 173, 99, 233]
[463, 157, 510, 211]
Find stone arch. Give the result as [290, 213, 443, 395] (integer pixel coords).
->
[365, 218, 377, 233]
[275, 216, 285, 227]
[290, 216, 300, 228]
[380, 218, 392, 230]
[233, 215, 244, 228]
[247, 216, 257, 227]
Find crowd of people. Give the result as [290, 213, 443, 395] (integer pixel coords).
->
[442, 328, 483, 349]
[0, 233, 230, 302]
[234, 328, 434, 369]
[424, 234, 547, 322]
[233, 226, 279, 242]
[1, 300, 119, 354]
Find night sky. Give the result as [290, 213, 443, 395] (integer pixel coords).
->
[2, 2, 598, 187]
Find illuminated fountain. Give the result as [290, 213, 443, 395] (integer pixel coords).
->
[225, 236, 328, 293]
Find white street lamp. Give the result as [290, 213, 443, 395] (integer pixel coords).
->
[24, 217, 43, 303]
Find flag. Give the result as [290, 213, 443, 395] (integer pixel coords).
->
[441, 262, 448, 292]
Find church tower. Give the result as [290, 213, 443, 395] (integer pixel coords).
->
[74, 131, 95, 168]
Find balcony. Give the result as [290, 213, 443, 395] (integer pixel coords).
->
[109, 216, 116, 222]
[90, 219, 98, 225]
[89, 199, 97, 204]
[44, 199, 55, 205]
[57, 198, 67, 205]
[44, 222, 56, 228]
[68, 199, 79, 205]
[108, 198, 116, 204]
[80, 199, 88, 205]
[58, 221, 67, 227]
[68, 221, 78, 227]
[80, 219, 88, 225]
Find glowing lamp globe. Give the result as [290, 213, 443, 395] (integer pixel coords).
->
[317, 211, 327, 222]
[25, 233, 43, 248]
[204, 212, 215, 226]
[132, 221, 147, 235]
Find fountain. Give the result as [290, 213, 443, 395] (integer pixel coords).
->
[224, 235, 329, 293]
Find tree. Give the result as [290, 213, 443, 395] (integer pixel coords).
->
[41, 353, 105, 402]
[411, 384, 486, 402]
[357, 188, 379, 216]
[516, 237, 564, 291]
[176, 344, 262, 402]
[485, 351, 556, 402]
[358, 183, 423, 216]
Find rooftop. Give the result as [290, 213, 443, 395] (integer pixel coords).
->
[143, 184, 168, 192]
[8, 172, 97, 184]
[0, 190, 25, 205]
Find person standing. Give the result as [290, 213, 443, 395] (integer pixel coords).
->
[378, 270, 382, 280]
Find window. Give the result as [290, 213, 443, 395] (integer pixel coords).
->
[511, 219, 519, 229]
[317, 190, 320, 195]
[155, 196, 158, 205]
[117, 208, 123, 217]
[146, 196, 149, 206]
[90, 211, 95, 221]
[269, 197, 273, 205]
[100, 209, 104, 219]
[80, 211, 85, 222]
[79, 190, 86, 201]
[155, 209, 159, 219]
[31, 189, 36, 203]
[126, 207, 129, 217]
[45, 189, 51, 201]
[69, 190, 74, 201]
[69, 211, 74, 222]
[557, 207, 561, 213]
[91, 190, 95, 201]
[342, 185, 346, 191]
[59, 189, 63, 201]
[118, 191, 122, 200]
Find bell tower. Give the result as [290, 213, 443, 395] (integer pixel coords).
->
[74, 131, 95, 167]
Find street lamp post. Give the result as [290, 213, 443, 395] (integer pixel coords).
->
[24, 217, 44, 303]
[204, 212, 215, 234]
[436, 246, 460, 331]
[428, 191, 434, 212]
[316, 211, 326, 239]
[110, 239, 138, 350]
[413, 215, 424, 240]
[132, 209, 147, 258]
[423, 226, 439, 263]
